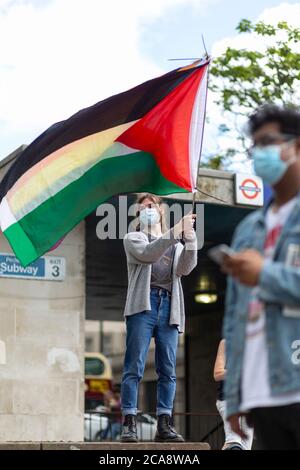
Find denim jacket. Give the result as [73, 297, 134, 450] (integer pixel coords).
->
[223, 191, 300, 418]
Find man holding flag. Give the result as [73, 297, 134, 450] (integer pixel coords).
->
[120, 193, 197, 442]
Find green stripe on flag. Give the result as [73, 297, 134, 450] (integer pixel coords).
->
[4, 151, 189, 266]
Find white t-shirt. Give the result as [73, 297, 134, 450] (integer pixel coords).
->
[240, 196, 300, 412]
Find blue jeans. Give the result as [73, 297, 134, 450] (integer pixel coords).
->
[121, 287, 179, 417]
[101, 421, 122, 440]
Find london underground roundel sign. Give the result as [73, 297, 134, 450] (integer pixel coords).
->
[234, 173, 264, 207]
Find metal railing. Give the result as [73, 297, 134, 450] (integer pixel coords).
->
[84, 410, 224, 449]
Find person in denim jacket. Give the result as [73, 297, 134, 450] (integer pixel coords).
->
[222, 105, 300, 450]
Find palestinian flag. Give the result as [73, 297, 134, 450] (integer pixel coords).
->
[0, 60, 209, 266]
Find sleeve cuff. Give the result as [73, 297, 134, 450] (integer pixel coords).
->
[182, 231, 197, 243]
[258, 259, 273, 300]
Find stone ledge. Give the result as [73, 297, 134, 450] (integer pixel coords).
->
[0, 443, 41, 450]
[0, 442, 210, 451]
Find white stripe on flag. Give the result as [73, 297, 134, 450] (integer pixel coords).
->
[189, 65, 209, 192]
[0, 196, 17, 232]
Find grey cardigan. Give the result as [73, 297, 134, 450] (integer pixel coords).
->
[123, 229, 198, 333]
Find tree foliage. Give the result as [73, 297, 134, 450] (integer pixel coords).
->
[204, 19, 300, 169]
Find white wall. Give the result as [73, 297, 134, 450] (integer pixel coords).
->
[0, 222, 86, 441]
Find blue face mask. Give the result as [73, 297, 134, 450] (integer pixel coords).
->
[139, 207, 160, 226]
[253, 145, 296, 186]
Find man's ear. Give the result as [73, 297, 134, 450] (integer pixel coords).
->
[296, 137, 300, 153]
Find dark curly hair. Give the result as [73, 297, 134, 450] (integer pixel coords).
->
[248, 104, 300, 137]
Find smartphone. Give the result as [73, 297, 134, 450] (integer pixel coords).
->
[207, 244, 235, 265]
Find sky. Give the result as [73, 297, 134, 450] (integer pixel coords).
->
[0, 0, 300, 167]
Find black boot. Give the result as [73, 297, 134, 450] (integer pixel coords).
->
[120, 414, 138, 442]
[154, 414, 184, 442]
[224, 442, 243, 450]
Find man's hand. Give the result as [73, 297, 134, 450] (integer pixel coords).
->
[222, 249, 264, 287]
[228, 413, 248, 439]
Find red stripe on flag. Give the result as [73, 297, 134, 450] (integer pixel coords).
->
[116, 66, 206, 191]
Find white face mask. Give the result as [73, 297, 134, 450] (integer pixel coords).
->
[139, 207, 160, 226]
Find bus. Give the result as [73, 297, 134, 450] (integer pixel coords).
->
[84, 352, 113, 410]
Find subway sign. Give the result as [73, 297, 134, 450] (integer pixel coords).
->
[0, 253, 65, 281]
[234, 173, 264, 207]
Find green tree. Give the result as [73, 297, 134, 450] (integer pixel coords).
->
[203, 19, 300, 169]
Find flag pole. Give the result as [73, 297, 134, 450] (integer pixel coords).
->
[192, 190, 197, 213]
